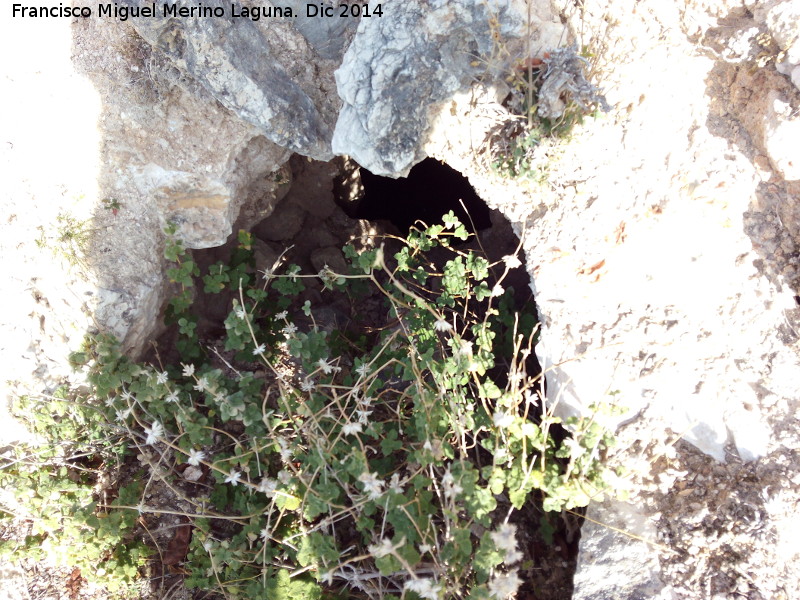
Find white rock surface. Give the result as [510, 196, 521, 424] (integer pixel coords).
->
[762, 92, 800, 180]
[423, 1, 800, 597]
[761, 0, 800, 66]
[573, 499, 668, 600]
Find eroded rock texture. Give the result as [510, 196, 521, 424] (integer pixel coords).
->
[118, 0, 344, 161]
[332, 0, 522, 176]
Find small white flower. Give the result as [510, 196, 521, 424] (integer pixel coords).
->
[317, 357, 340, 375]
[563, 436, 586, 459]
[418, 543, 433, 554]
[342, 421, 363, 436]
[276, 437, 293, 461]
[441, 468, 462, 500]
[454, 339, 473, 359]
[320, 571, 334, 585]
[120, 388, 134, 401]
[260, 527, 270, 541]
[258, 477, 278, 496]
[300, 379, 315, 392]
[105, 397, 116, 407]
[358, 471, 385, 500]
[165, 390, 180, 404]
[253, 344, 266, 356]
[434, 318, 453, 332]
[404, 578, 442, 600]
[367, 537, 396, 559]
[491, 523, 521, 564]
[491, 284, 504, 297]
[282, 322, 298, 337]
[144, 421, 164, 445]
[156, 371, 169, 385]
[389, 473, 404, 495]
[277, 469, 292, 484]
[235, 306, 246, 319]
[202, 539, 214, 552]
[115, 408, 131, 421]
[355, 363, 370, 378]
[502, 254, 522, 269]
[224, 470, 242, 486]
[194, 376, 209, 392]
[275, 310, 288, 320]
[494, 447, 509, 463]
[355, 409, 372, 425]
[488, 570, 523, 599]
[187, 449, 206, 466]
[318, 265, 338, 283]
[356, 395, 374, 408]
[181, 363, 195, 377]
[493, 410, 515, 428]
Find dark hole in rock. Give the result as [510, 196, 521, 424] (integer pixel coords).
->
[338, 157, 492, 235]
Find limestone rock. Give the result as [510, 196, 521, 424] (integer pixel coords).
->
[68, 14, 292, 359]
[310, 246, 349, 275]
[572, 500, 666, 600]
[759, 0, 800, 67]
[281, 155, 341, 218]
[254, 200, 306, 242]
[283, 0, 357, 60]
[762, 92, 800, 180]
[0, 563, 28, 600]
[119, 0, 342, 160]
[253, 238, 281, 276]
[757, 0, 800, 91]
[332, 0, 530, 176]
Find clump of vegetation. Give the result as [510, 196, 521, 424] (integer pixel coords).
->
[35, 210, 96, 270]
[491, 44, 610, 179]
[475, 5, 611, 180]
[0, 390, 149, 596]
[3, 215, 620, 598]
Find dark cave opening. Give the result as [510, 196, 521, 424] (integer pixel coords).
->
[340, 157, 492, 235]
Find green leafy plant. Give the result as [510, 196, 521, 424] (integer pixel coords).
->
[102, 198, 123, 215]
[0, 389, 149, 595]
[15, 215, 620, 599]
[35, 210, 97, 270]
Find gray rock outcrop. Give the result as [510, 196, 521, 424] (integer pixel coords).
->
[332, 0, 526, 176]
[119, 0, 345, 161]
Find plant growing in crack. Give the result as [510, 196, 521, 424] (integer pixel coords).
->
[475, 4, 612, 180]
